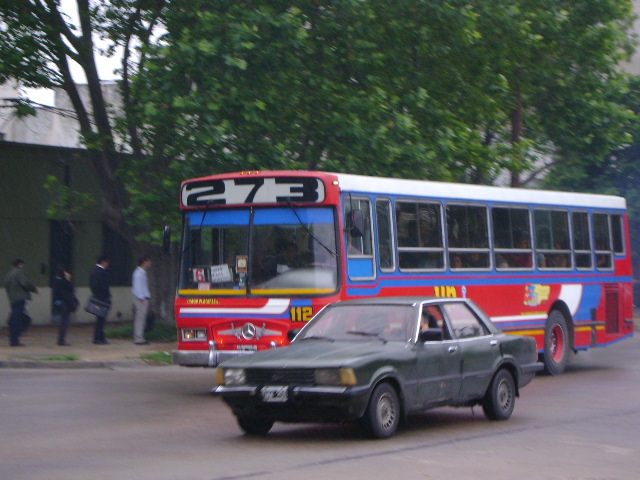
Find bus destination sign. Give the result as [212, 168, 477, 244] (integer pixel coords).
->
[181, 176, 326, 207]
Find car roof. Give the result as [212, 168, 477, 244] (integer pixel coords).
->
[330, 297, 469, 307]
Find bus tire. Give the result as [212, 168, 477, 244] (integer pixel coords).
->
[482, 368, 516, 421]
[236, 414, 274, 435]
[543, 310, 572, 375]
[361, 382, 400, 439]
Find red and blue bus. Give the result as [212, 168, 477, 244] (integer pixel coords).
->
[172, 170, 634, 374]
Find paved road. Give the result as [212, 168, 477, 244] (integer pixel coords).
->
[1, 334, 639, 480]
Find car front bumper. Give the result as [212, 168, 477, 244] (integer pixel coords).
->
[213, 384, 371, 423]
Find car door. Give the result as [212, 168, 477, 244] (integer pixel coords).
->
[414, 304, 462, 408]
[442, 302, 501, 402]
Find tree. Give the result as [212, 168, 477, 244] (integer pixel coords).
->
[0, 0, 130, 229]
[0, 0, 172, 318]
[468, 0, 636, 187]
[2, 1, 638, 318]
[544, 74, 640, 279]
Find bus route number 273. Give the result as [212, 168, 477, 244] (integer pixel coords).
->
[182, 177, 326, 207]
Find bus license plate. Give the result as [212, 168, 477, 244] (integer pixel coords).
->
[237, 345, 257, 352]
[261, 386, 288, 403]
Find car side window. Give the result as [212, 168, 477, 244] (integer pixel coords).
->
[441, 303, 489, 339]
[420, 305, 451, 340]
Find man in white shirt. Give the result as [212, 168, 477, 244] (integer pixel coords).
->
[132, 255, 152, 344]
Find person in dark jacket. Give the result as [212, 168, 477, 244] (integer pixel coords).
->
[89, 255, 111, 344]
[52, 265, 78, 346]
[4, 258, 38, 347]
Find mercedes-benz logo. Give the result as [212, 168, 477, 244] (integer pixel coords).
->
[241, 323, 256, 340]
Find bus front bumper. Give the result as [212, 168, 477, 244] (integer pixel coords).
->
[172, 348, 256, 367]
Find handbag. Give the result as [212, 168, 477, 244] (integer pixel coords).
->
[69, 295, 80, 313]
[84, 296, 111, 317]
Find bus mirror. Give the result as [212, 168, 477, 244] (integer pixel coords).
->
[163, 225, 171, 252]
[348, 209, 365, 238]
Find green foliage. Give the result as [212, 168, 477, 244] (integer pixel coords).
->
[140, 351, 173, 366]
[2, 0, 638, 248]
[544, 74, 640, 275]
[43, 175, 96, 222]
[33, 354, 80, 362]
[106, 321, 177, 342]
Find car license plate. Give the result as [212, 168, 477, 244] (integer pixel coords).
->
[237, 345, 257, 352]
[261, 386, 288, 403]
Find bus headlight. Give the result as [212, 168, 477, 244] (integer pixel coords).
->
[219, 368, 246, 386]
[314, 368, 357, 386]
[182, 328, 207, 341]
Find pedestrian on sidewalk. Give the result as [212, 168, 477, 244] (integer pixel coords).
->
[89, 255, 111, 345]
[132, 254, 152, 345]
[4, 258, 38, 347]
[52, 265, 79, 346]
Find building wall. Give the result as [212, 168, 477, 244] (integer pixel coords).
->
[1, 81, 123, 148]
[0, 141, 134, 325]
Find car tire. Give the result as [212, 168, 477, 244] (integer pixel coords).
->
[236, 414, 274, 435]
[482, 369, 516, 421]
[361, 382, 400, 439]
[543, 310, 572, 375]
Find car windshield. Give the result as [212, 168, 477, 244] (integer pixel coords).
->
[179, 206, 338, 294]
[299, 304, 416, 342]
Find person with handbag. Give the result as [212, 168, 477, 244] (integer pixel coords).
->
[4, 258, 38, 347]
[52, 265, 78, 346]
[89, 254, 111, 345]
[132, 254, 152, 345]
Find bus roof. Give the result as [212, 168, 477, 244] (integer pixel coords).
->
[332, 173, 626, 210]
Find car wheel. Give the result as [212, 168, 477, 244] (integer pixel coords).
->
[543, 310, 572, 375]
[482, 369, 516, 421]
[236, 414, 274, 435]
[362, 382, 400, 439]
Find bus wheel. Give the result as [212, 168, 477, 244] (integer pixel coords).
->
[236, 414, 274, 435]
[361, 382, 400, 439]
[543, 310, 571, 375]
[482, 369, 516, 421]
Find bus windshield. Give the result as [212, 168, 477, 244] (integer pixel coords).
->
[179, 206, 338, 294]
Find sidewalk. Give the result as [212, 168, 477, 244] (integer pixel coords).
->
[0, 323, 177, 368]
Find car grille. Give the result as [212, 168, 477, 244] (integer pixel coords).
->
[246, 368, 315, 385]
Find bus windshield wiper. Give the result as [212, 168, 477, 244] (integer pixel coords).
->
[286, 199, 338, 259]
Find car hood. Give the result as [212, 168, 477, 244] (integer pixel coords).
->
[219, 340, 410, 369]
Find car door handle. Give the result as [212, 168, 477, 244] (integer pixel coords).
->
[490, 340, 498, 347]
[448, 346, 458, 353]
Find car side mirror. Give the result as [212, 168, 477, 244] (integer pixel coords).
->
[288, 329, 301, 342]
[419, 328, 444, 342]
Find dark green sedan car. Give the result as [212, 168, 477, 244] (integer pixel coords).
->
[214, 297, 542, 439]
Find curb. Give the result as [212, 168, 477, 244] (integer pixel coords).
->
[0, 359, 155, 369]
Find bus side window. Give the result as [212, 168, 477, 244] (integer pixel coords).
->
[573, 211, 593, 270]
[396, 201, 444, 271]
[593, 212, 613, 270]
[376, 198, 395, 271]
[492, 206, 533, 270]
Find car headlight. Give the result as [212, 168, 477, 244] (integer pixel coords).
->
[314, 368, 357, 386]
[218, 368, 246, 386]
